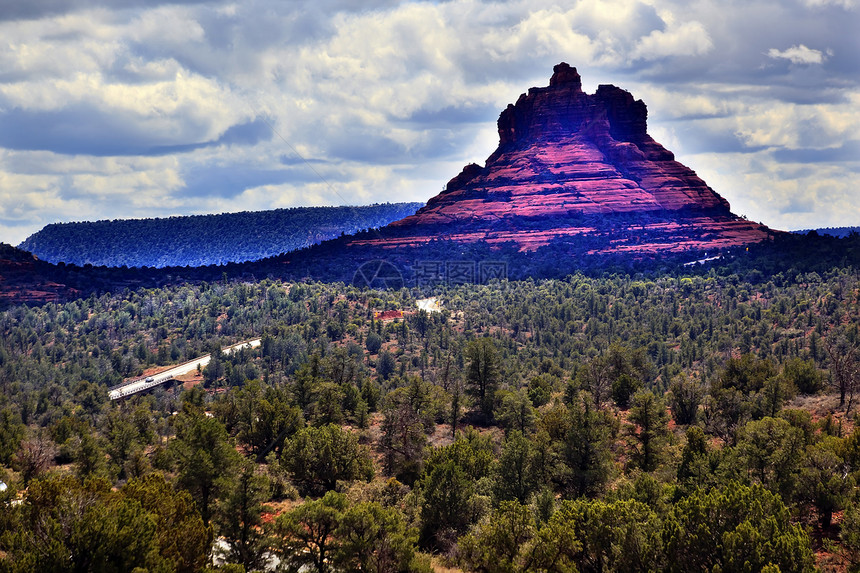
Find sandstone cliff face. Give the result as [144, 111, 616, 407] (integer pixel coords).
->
[361, 63, 772, 255]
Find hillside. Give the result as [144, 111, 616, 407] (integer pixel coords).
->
[19, 203, 422, 268]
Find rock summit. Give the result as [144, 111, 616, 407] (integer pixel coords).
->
[353, 63, 773, 255]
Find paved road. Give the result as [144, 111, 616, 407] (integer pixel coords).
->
[109, 338, 261, 400]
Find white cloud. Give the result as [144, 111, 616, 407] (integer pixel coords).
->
[727, 97, 860, 150]
[678, 151, 848, 231]
[633, 86, 740, 119]
[767, 44, 827, 64]
[633, 20, 713, 60]
[480, 8, 599, 64]
[801, 0, 857, 9]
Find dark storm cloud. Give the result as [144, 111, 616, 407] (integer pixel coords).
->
[0, 0, 217, 22]
[278, 155, 330, 166]
[772, 140, 860, 164]
[0, 103, 197, 156]
[671, 124, 768, 155]
[779, 196, 816, 214]
[406, 104, 498, 126]
[0, 0, 399, 22]
[405, 129, 468, 161]
[178, 164, 326, 199]
[0, 105, 271, 156]
[146, 118, 274, 155]
[322, 122, 471, 165]
[326, 133, 408, 163]
[214, 117, 273, 146]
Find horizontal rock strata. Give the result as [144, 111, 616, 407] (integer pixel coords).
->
[356, 63, 773, 255]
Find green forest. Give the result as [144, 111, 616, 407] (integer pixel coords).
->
[17, 203, 423, 268]
[1, 266, 859, 572]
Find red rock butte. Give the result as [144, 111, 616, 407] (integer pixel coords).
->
[351, 63, 775, 255]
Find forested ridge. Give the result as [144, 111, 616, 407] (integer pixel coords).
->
[793, 228, 860, 239]
[17, 203, 423, 268]
[1, 267, 859, 571]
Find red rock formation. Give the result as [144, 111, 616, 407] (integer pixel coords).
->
[0, 244, 80, 306]
[358, 63, 773, 255]
[0, 65, 781, 306]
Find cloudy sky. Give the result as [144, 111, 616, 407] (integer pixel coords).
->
[1, 0, 858, 244]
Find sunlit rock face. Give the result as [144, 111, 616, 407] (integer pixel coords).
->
[355, 63, 773, 254]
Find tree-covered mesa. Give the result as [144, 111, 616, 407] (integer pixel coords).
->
[18, 202, 423, 268]
[793, 227, 860, 239]
[0, 267, 859, 571]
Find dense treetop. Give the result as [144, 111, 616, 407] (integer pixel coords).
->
[0, 265, 859, 571]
